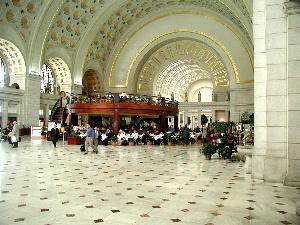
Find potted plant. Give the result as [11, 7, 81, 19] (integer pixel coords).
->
[41, 126, 47, 139]
[110, 135, 118, 146]
[67, 131, 81, 145]
[145, 135, 153, 146]
[166, 133, 175, 146]
[176, 134, 183, 145]
[201, 142, 216, 160]
[127, 137, 135, 146]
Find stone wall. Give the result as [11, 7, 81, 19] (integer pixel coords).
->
[253, 0, 300, 185]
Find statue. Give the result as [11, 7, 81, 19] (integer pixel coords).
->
[226, 92, 230, 101]
[171, 92, 174, 101]
[198, 91, 201, 102]
[185, 92, 188, 102]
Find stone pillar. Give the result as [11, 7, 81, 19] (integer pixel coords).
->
[21, 74, 41, 126]
[174, 115, 179, 132]
[184, 113, 188, 126]
[44, 104, 49, 125]
[253, 0, 288, 183]
[252, 0, 268, 180]
[113, 109, 119, 134]
[284, 1, 300, 186]
[225, 110, 230, 122]
[1, 100, 8, 128]
[198, 110, 202, 127]
[212, 110, 216, 122]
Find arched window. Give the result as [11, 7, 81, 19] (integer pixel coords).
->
[0, 57, 7, 87]
[40, 64, 54, 94]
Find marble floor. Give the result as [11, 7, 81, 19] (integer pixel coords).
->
[0, 138, 299, 225]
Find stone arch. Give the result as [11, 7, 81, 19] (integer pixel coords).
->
[134, 39, 229, 101]
[45, 57, 72, 93]
[0, 38, 26, 89]
[104, 10, 253, 93]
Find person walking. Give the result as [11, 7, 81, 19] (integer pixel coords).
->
[11, 121, 19, 148]
[84, 123, 94, 155]
[51, 124, 60, 148]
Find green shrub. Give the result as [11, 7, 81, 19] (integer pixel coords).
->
[201, 142, 216, 156]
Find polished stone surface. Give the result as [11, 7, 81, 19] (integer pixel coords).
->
[0, 138, 299, 225]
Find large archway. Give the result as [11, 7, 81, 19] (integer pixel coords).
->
[46, 57, 72, 93]
[136, 39, 229, 101]
[0, 38, 26, 89]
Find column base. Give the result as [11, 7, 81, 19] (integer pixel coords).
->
[251, 153, 265, 180]
[284, 159, 300, 187]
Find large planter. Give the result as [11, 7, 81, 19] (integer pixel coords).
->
[67, 137, 81, 145]
[167, 141, 173, 146]
[128, 141, 135, 146]
[204, 155, 212, 160]
[111, 141, 118, 146]
[146, 141, 152, 146]
[41, 134, 47, 140]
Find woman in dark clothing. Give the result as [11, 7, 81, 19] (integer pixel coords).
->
[51, 125, 60, 148]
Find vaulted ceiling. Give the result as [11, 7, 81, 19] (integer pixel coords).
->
[0, 0, 253, 92]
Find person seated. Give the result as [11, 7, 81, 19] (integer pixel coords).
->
[100, 132, 108, 145]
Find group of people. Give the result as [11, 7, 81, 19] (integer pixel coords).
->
[74, 123, 203, 154]
[1, 121, 20, 148]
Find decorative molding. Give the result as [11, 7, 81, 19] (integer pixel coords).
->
[108, 10, 253, 88]
[110, 29, 253, 88]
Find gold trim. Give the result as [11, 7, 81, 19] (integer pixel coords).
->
[126, 30, 248, 88]
[109, 10, 253, 87]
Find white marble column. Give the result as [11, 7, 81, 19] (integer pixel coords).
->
[2, 100, 8, 128]
[284, 1, 300, 186]
[198, 110, 202, 127]
[21, 74, 41, 126]
[253, 0, 288, 182]
[252, 0, 268, 180]
[184, 113, 189, 126]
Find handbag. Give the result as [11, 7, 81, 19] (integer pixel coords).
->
[11, 136, 17, 143]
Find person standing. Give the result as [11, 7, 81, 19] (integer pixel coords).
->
[51, 124, 60, 148]
[84, 123, 94, 155]
[93, 127, 99, 153]
[11, 121, 19, 148]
